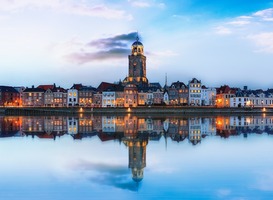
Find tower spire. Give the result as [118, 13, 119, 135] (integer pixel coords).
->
[165, 73, 168, 87]
[136, 31, 139, 42]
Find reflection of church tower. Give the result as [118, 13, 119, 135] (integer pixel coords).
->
[123, 35, 149, 87]
[128, 138, 147, 182]
[123, 115, 148, 182]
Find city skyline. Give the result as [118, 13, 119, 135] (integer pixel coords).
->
[1, 1, 273, 89]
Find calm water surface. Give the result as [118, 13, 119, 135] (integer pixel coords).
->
[0, 115, 273, 200]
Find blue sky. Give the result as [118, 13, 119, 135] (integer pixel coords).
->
[0, 0, 273, 89]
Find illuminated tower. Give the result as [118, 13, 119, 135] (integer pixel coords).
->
[123, 36, 148, 87]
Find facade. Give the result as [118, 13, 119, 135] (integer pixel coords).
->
[216, 85, 236, 107]
[123, 37, 148, 87]
[124, 84, 138, 107]
[201, 86, 216, 106]
[67, 89, 78, 106]
[153, 89, 163, 105]
[188, 78, 202, 106]
[44, 86, 67, 107]
[0, 86, 20, 106]
[22, 86, 45, 106]
[102, 91, 116, 107]
[78, 86, 97, 107]
[168, 81, 188, 105]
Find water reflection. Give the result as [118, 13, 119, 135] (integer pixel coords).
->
[0, 114, 273, 185]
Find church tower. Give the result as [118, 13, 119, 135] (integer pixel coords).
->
[123, 36, 148, 87]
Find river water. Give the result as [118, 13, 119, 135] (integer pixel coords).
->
[0, 114, 273, 200]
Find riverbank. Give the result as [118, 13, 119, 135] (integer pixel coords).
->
[0, 106, 271, 116]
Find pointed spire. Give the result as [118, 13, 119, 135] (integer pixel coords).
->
[165, 73, 168, 87]
[136, 31, 139, 42]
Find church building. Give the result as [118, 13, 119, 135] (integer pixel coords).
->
[123, 36, 149, 87]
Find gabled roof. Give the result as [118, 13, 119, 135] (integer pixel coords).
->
[23, 86, 45, 93]
[170, 81, 187, 89]
[97, 82, 115, 92]
[0, 86, 19, 93]
[70, 84, 83, 90]
[79, 86, 97, 92]
[189, 78, 201, 84]
[216, 85, 236, 94]
[38, 85, 54, 90]
[52, 86, 66, 93]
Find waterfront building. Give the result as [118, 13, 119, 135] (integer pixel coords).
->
[167, 81, 188, 105]
[44, 85, 67, 107]
[201, 86, 216, 106]
[93, 93, 102, 107]
[188, 78, 202, 106]
[22, 86, 45, 106]
[153, 89, 164, 105]
[78, 86, 97, 107]
[0, 86, 20, 106]
[216, 85, 236, 107]
[124, 84, 138, 107]
[163, 89, 169, 105]
[102, 83, 124, 107]
[247, 90, 273, 107]
[14, 86, 25, 106]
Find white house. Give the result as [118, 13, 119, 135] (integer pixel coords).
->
[201, 86, 216, 106]
[102, 91, 116, 107]
[67, 89, 78, 106]
[188, 78, 202, 106]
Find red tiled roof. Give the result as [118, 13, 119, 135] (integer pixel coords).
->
[97, 82, 115, 92]
[38, 85, 54, 90]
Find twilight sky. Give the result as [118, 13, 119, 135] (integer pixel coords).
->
[0, 0, 273, 89]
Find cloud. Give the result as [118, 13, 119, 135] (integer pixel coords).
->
[128, 0, 165, 9]
[213, 7, 273, 36]
[254, 171, 273, 191]
[217, 189, 231, 198]
[253, 8, 273, 21]
[227, 20, 250, 26]
[247, 32, 273, 53]
[70, 160, 139, 192]
[214, 26, 232, 35]
[65, 32, 137, 64]
[66, 48, 131, 64]
[0, 0, 132, 20]
[88, 32, 137, 49]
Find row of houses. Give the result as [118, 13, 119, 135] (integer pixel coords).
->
[1, 78, 273, 107]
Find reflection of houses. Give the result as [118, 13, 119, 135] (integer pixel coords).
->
[102, 116, 116, 132]
[72, 117, 97, 140]
[0, 116, 22, 137]
[216, 116, 237, 138]
[67, 117, 78, 135]
[188, 117, 201, 145]
[165, 118, 189, 143]
[201, 118, 216, 136]
[44, 116, 67, 135]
